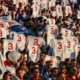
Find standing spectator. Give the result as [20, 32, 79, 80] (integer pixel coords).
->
[44, 61, 53, 79]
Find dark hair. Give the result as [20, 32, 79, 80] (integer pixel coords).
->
[46, 61, 52, 67]
[27, 61, 34, 69]
[6, 51, 10, 60]
[56, 56, 61, 60]
[40, 51, 46, 55]
[33, 63, 39, 67]
[16, 68, 23, 74]
[65, 58, 70, 63]
[3, 71, 10, 80]
[57, 72, 65, 78]
[59, 62, 65, 68]
[50, 67, 58, 73]
[20, 61, 27, 67]
[31, 67, 39, 73]
[71, 59, 76, 62]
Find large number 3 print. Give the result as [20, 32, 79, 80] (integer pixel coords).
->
[67, 41, 70, 48]
[58, 42, 62, 49]
[65, 30, 68, 37]
[8, 43, 13, 50]
[32, 47, 36, 54]
[51, 28, 54, 34]
[33, 39, 38, 45]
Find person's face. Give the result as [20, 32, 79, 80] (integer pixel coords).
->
[18, 9, 21, 12]
[33, 69, 40, 78]
[22, 11, 25, 14]
[25, 6, 28, 10]
[52, 69, 58, 76]
[72, 61, 77, 66]
[60, 17, 62, 21]
[55, 69, 58, 74]
[21, 62, 27, 71]
[73, 67, 77, 74]
[6, 73, 11, 80]
[48, 62, 53, 69]
[61, 66, 66, 73]
[66, 17, 69, 21]
[10, 61, 16, 65]
[14, 6, 17, 11]
[16, 70, 24, 79]
[40, 54, 45, 60]
[47, 10, 49, 13]
[70, 25, 73, 29]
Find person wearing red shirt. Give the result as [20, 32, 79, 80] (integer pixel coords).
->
[66, 73, 77, 80]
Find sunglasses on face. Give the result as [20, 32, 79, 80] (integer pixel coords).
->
[34, 71, 40, 73]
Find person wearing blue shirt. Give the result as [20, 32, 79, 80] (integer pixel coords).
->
[47, 68, 58, 80]
[15, 9, 29, 21]
[43, 61, 53, 79]
[21, 10, 29, 19]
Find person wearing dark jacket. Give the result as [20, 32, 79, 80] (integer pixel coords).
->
[24, 14, 37, 33]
